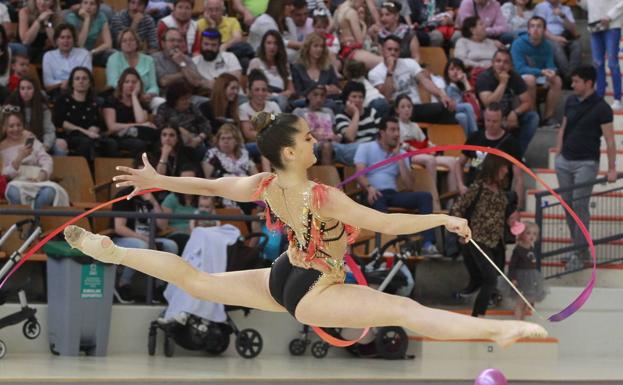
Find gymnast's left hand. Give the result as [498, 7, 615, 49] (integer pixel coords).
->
[113, 153, 160, 199]
[444, 215, 471, 242]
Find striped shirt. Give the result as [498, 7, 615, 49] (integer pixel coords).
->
[110, 10, 159, 50]
[335, 107, 381, 143]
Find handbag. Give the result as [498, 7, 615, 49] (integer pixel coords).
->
[15, 165, 43, 181]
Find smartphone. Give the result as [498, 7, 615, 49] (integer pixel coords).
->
[25, 137, 34, 147]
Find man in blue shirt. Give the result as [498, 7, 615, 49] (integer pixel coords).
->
[534, 0, 580, 80]
[354, 116, 439, 256]
[511, 16, 562, 126]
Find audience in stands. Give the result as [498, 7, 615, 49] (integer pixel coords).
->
[533, 0, 580, 82]
[42, 24, 91, 99]
[476, 49, 539, 154]
[106, 28, 162, 111]
[156, 0, 200, 55]
[199, 73, 241, 133]
[52, 66, 118, 163]
[6, 77, 66, 155]
[501, 0, 534, 36]
[456, 0, 512, 44]
[64, 0, 112, 66]
[110, 0, 159, 51]
[454, 16, 500, 71]
[18, 0, 61, 63]
[354, 116, 439, 256]
[510, 16, 562, 127]
[1, 109, 68, 208]
[103, 67, 159, 154]
[192, 28, 242, 93]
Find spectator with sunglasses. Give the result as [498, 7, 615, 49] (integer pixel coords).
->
[192, 29, 242, 93]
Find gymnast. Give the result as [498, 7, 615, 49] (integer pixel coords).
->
[64, 112, 547, 347]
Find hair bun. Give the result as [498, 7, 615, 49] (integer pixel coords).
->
[252, 111, 276, 134]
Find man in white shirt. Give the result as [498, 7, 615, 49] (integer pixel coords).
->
[192, 29, 242, 93]
[369, 35, 456, 123]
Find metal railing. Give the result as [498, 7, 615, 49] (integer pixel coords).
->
[534, 174, 623, 279]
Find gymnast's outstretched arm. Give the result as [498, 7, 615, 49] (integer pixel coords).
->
[114, 153, 269, 201]
[319, 187, 472, 240]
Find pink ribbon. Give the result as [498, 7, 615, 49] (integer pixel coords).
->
[336, 144, 595, 322]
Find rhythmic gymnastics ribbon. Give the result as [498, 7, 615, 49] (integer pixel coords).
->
[335, 144, 595, 322]
[0, 144, 593, 347]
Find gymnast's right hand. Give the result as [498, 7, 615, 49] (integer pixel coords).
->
[113, 153, 159, 199]
[444, 215, 471, 243]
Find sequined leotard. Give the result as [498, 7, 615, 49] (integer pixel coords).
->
[254, 174, 359, 317]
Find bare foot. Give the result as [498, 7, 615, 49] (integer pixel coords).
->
[64, 225, 125, 264]
[493, 321, 548, 347]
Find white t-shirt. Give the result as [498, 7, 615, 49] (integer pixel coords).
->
[192, 52, 242, 81]
[369, 58, 424, 105]
[247, 58, 291, 92]
[0, 3, 10, 24]
[238, 101, 282, 121]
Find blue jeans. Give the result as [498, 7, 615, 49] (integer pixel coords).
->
[371, 189, 434, 244]
[516, 110, 539, 155]
[591, 28, 621, 101]
[454, 102, 478, 136]
[113, 236, 178, 287]
[369, 98, 391, 119]
[6, 185, 56, 208]
[332, 142, 361, 166]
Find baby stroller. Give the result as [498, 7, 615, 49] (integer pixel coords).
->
[0, 219, 43, 359]
[148, 232, 268, 359]
[289, 236, 417, 360]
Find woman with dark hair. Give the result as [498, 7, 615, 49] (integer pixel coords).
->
[154, 80, 212, 162]
[291, 32, 340, 102]
[454, 17, 502, 71]
[6, 76, 67, 155]
[149, 125, 194, 179]
[247, 30, 295, 112]
[247, 0, 296, 52]
[450, 155, 519, 317]
[199, 73, 240, 133]
[68, 111, 547, 349]
[18, 0, 61, 63]
[64, 0, 112, 66]
[52, 66, 118, 162]
[443, 58, 479, 136]
[102, 68, 159, 155]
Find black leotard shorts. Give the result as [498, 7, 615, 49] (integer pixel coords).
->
[268, 252, 322, 317]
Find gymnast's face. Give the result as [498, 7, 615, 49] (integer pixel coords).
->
[285, 118, 317, 169]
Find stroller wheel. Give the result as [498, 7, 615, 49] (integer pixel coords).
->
[375, 326, 408, 360]
[288, 338, 307, 356]
[310, 341, 329, 358]
[235, 329, 262, 358]
[148, 330, 157, 356]
[0, 340, 6, 359]
[164, 336, 175, 357]
[23, 318, 41, 340]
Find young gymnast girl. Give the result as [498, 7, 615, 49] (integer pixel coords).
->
[64, 112, 547, 347]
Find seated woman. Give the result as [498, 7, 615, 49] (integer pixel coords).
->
[199, 73, 240, 135]
[42, 24, 91, 100]
[154, 80, 212, 162]
[291, 32, 341, 111]
[247, 0, 298, 54]
[106, 28, 162, 112]
[501, 0, 534, 37]
[454, 17, 503, 77]
[333, 0, 381, 70]
[6, 76, 68, 155]
[0, 109, 68, 208]
[18, 0, 61, 63]
[52, 66, 119, 163]
[64, 0, 112, 66]
[239, 70, 281, 163]
[372, 1, 420, 61]
[247, 30, 295, 112]
[66, 111, 547, 351]
[102, 68, 159, 155]
[395, 95, 467, 205]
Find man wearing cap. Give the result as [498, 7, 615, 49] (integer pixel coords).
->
[192, 28, 242, 92]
